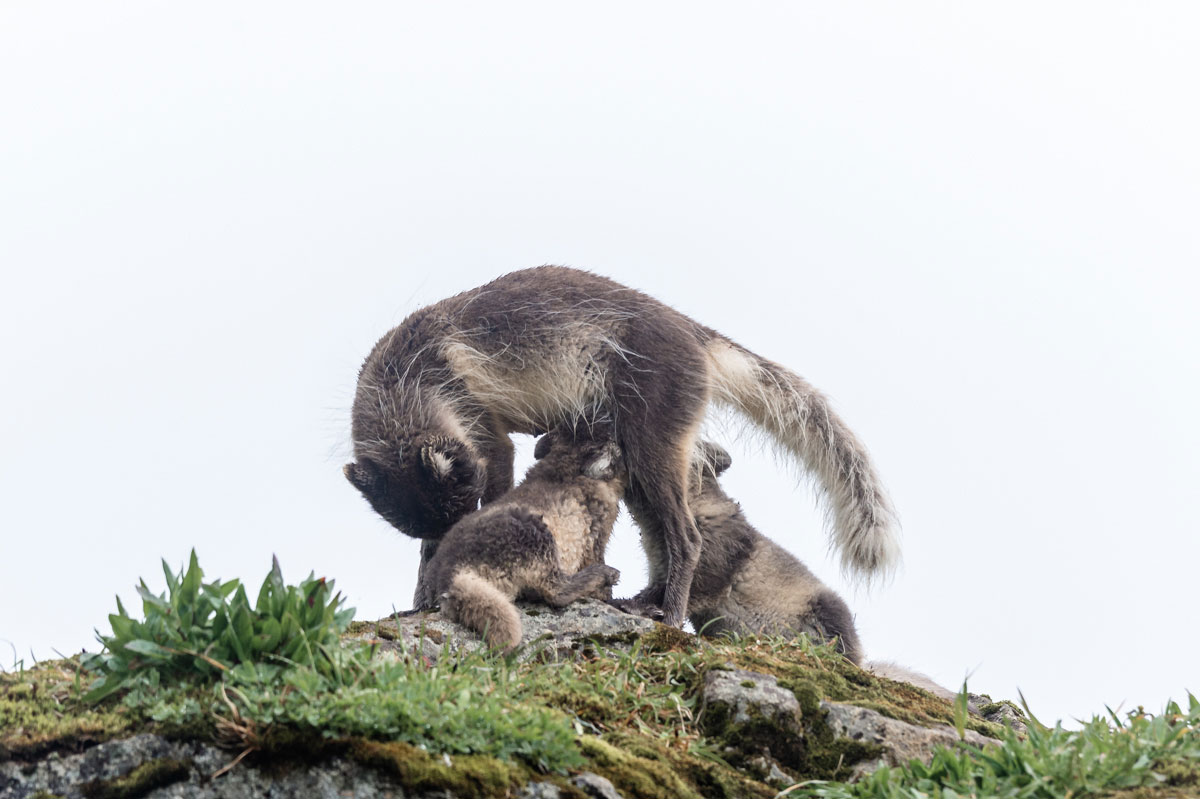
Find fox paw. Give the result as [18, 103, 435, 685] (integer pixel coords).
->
[599, 565, 621, 586]
[608, 597, 665, 622]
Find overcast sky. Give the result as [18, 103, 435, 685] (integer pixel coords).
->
[2, 2, 1197, 727]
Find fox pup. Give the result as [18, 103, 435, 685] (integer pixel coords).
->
[345, 266, 898, 628]
[620, 441, 967, 702]
[424, 421, 625, 650]
[621, 440, 863, 663]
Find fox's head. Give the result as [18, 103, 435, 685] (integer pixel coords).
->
[344, 434, 486, 539]
[696, 440, 733, 477]
[689, 439, 733, 497]
[530, 419, 626, 486]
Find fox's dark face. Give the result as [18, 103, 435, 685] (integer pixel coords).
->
[344, 435, 486, 539]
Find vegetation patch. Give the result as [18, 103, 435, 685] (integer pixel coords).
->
[602, 730, 773, 799]
[347, 739, 539, 799]
[62, 554, 581, 773]
[11, 553, 1197, 799]
[724, 634, 1003, 737]
[79, 757, 191, 799]
[0, 660, 131, 761]
[82, 550, 353, 703]
[639, 623, 696, 654]
[786, 696, 1200, 799]
[579, 736, 711, 799]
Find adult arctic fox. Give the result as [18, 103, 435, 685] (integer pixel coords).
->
[426, 421, 625, 650]
[344, 266, 898, 628]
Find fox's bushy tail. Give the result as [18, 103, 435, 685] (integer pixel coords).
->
[867, 660, 960, 703]
[444, 570, 522, 650]
[706, 339, 900, 581]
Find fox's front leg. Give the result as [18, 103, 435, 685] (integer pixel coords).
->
[479, 425, 515, 503]
[412, 539, 442, 610]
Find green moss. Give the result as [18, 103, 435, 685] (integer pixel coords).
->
[726, 638, 1003, 738]
[348, 739, 535, 799]
[600, 731, 773, 799]
[697, 672, 882, 783]
[345, 620, 397, 641]
[80, 758, 191, 799]
[1154, 757, 1200, 786]
[0, 662, 133, 762]
[639, 624, 695, 653]
[798, 704, 887, 782]
[702, 701, 803, 771]
[578, 736, 707, 799]
[538, 688, 614, 728]
[700, 642, 977, 784]
[978, 699, 1025, 718]
[1106, 789, 1200, 799]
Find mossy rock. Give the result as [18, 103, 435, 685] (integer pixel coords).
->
[3, 608, 1014, 798]
[80, 758, 192, 799]
[347, 739, 535, 799]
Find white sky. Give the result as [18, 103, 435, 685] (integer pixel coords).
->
[2, 3, 1197, 727]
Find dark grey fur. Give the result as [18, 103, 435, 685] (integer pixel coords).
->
[424, 422, 625, 649]
[623, 441, 863, 663]
[345, 266, 897, 628]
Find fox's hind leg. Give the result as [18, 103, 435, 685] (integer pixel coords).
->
[810, 590, 864, 665]
[611, 324, 710, 629]
[534, 564, 622, 608]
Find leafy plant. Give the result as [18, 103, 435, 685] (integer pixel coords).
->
[77, 553, 583, 772]
[83, 551, 353, 702]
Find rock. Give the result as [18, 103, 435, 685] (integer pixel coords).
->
[980, 703, 1029, 737]
[516, 782, 563, 799]
[700, 667, 804, 768]
[745, 755, 795, 788]
[571, 771, 626, 799]
[346, 598, 658, 663]
[820, 701, 995, 779]
[766, 759, 794, 787]
[0, 734, 579, 799]
[702, 668, 802, 728]
[0, 733, 416, 798]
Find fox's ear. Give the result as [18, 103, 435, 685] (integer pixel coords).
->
[699, 441, 733, 476]
[419, 435, 484, 492]
[584, 441, 623, 481]
[420, 436, 459, 480]
[533, 431, 557, 460]
[344, 460, 381, 497]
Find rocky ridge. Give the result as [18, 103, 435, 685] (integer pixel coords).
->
[1, 600, 1021, 799]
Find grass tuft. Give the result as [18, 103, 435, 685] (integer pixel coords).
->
[784, 693, 1200, 799]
